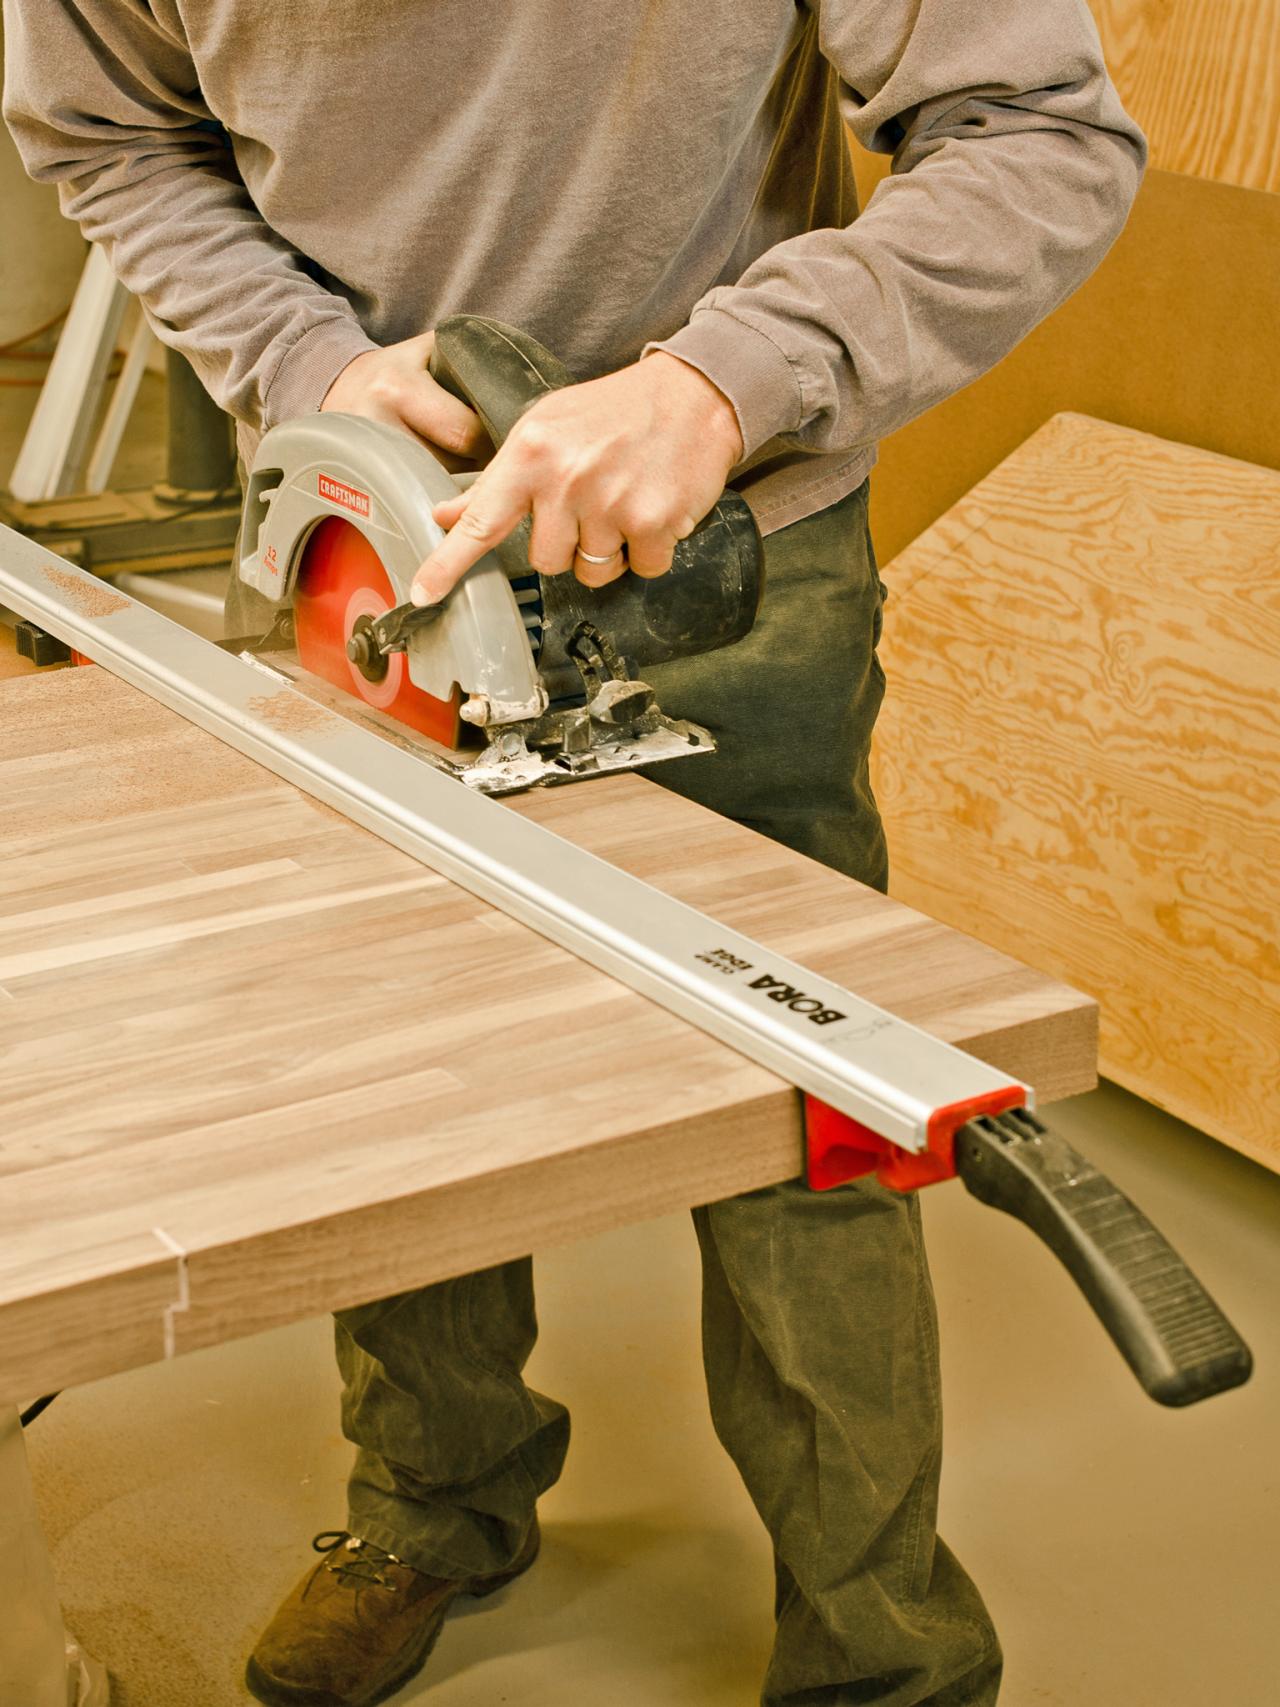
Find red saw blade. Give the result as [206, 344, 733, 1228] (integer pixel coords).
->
[293, 516, 463, 747]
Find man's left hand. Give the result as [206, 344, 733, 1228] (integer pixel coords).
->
[410, 351, 744, 606]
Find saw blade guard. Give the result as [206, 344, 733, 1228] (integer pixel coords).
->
[237, 413, 546, 725]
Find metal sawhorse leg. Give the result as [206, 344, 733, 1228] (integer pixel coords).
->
[0, 1406, 108, 1705]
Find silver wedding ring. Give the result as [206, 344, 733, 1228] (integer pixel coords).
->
[575, 545, 625, 565]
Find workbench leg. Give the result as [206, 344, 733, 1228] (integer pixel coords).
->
[0, 1407, 109, 1706]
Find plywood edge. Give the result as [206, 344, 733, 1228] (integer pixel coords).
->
[883, 408, 1280, 591]
[1029, 409, 1280, 483]
[1100, 1058, 1279, 1176]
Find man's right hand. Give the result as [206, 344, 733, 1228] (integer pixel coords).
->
[319, 332, 491, 471]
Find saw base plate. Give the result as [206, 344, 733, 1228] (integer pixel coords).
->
[236, 643, 713, 795]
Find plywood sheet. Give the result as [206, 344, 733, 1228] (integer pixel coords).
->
[1088, 0, 1280, 193]
[854, 8, 1280, 197]
[872, 412, 1278, 1168]
[0, 666, 1094, 1401]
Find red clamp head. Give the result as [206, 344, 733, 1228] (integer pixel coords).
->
[805, 1085, 1026, 1193]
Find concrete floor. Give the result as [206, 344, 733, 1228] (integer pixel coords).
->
[6, 348, 1279, 1706]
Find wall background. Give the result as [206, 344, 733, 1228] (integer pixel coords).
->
[854, 0, 1280, 561]
[0, 19, 86, 348]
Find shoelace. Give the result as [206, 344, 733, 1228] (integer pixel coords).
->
[312, 1531, 405, 1591]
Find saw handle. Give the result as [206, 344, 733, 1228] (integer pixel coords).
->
[427, 316, 764, 689]
[428, 316, 578, 449]
[954, 1109, 1253, 1407]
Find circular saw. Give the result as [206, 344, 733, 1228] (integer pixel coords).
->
[232, 317, 764, 794]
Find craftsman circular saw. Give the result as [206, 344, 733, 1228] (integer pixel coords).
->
[232, 317, 764, 794]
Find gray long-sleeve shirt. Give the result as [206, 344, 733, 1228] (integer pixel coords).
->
[3, 1, 1144, 532]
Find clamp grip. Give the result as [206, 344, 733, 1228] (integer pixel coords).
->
[805, 1099, 1253, 1407]
[953, 1108, 1252, 1406]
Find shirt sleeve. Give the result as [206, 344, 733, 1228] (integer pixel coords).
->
[1, 0, 376, 430]
[649, 0, 1147, 461]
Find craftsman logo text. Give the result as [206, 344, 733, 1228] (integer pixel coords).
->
[318, 473, 371, 517]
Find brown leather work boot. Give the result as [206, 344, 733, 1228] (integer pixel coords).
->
[245, 1520, 541, 1706]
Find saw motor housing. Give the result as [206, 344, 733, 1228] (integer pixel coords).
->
[234, 317, 765, 792]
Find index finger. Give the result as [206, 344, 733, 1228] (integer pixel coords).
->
[411, 464, 533, 605]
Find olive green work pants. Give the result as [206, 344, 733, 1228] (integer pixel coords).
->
[331, 482, 1002, 1705]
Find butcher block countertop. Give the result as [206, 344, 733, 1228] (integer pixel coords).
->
[0, 666, 1095, 1402]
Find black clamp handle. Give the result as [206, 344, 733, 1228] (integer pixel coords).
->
[955, 1108, 1253, 1407]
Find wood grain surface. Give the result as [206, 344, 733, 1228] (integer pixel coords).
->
[1088, 0, 1280, 193]
[854, 0, 1280, 195]
[0, 666, 1094, 1402]
[872, 412, 1279, 1170]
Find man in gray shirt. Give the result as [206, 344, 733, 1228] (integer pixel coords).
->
[5, 3, 1143, 1703]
